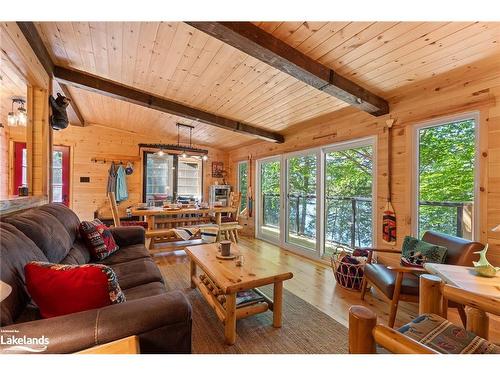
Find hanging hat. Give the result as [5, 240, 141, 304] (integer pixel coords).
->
[125, 162, 134, 175]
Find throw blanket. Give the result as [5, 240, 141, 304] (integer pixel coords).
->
[174, 225, 219, 243]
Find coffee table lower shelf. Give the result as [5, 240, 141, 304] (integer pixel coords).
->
[191, 273, 283, 345]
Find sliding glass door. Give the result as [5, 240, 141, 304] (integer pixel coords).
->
[255, 137, 376, 261]
[256, 157, 281, 243]
[323, 141, 374, 259]
[285, 152, 319, 253]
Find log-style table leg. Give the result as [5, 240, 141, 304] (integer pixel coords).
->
[466, 306, 489, 340]
[419, 274, 443, 315]
[273, 281, 283, 328]
[147, 215, 155, 230]
[190, 259, 197, 289]
[224, 292, 237, 345]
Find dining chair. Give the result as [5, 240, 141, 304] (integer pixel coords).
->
[218, 192, 243, 242]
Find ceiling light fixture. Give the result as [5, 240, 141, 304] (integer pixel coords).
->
[7, 98, 27, 127]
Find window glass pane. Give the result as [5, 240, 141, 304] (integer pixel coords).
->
[238, 162, 248, 212]
[52, 186, 63, 203]
[177, 157, 202, 201]
[324, 145, 373, 257]
[145, 153, 174, 204]
[418, 119, 475, 239]
[53, 151, 63, 168]
[52, 168, 63, 184]
[21, 148, 27, 186]
[260, 160, 280, 241]
[287, 154, 317, 251]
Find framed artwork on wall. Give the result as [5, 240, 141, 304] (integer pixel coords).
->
[212, 161, 224, 178]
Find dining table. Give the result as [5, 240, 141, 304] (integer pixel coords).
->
[130, 205, 237, 230]
[424, 263, 500, 339]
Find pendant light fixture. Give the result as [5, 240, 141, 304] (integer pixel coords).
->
[7, 98, 27, 127]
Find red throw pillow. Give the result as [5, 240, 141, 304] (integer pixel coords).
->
[79, 219, 119, 260]
[25, 262, 126, 319]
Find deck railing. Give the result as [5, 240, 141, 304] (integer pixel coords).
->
[261, 193, 472, 248]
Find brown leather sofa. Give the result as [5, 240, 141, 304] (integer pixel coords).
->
[0, 203, 192, 354]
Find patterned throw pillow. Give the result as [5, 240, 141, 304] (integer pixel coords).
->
[401, 236, 447, 268]
[80, 219, 119, 260]
[25, 261, 126, 318]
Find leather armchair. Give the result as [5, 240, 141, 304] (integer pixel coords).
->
[359, 231, 483, 328]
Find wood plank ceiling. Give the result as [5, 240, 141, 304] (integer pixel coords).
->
[35, 22, 500, 149]
[0, 52, 27, 127]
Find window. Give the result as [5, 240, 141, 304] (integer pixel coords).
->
[143, 152, 203, 204]
[237, 161, 248, 213]
[52, 145, 71, 206]
[255, 137, 376, 260]
[414, 114, 478, 240]
[257, 157, 281, 243]
[286, 152, 318, 252]
[12, 142, 27, 194]
[324, 143, 374, 257]
[177, 156, 202, 201]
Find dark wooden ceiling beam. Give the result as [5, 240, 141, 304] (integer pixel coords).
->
[58, 83, 86, 127]
[186, 22, 389, 116]
[16, 22, 86, 126]
[53, 66, 285, 143]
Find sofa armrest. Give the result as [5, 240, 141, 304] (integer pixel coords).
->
[1, 291, 191, 354]
[109, 226, 145, 246]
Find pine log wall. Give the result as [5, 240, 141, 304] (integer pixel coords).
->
[53, 125, 228, 221]
[228, 56, 500, 265]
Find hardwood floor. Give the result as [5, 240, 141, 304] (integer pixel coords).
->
[152, 235, 500, 344]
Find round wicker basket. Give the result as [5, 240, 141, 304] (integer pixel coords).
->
[330, 245, 368, 291]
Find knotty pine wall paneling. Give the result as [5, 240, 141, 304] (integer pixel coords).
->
[53, 125, 228, 221]
[228, 59, 500, 265]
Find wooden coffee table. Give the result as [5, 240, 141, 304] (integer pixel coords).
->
[185, 243, 293, 345]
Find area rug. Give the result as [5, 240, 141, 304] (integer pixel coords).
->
[158, 259, 349, 354]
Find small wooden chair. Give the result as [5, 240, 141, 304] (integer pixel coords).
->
[218, 192, 243, 242]
[349, 274, 500, 354]
[107, 192, 177, 250]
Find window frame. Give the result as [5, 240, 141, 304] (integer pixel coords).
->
[254, 136, 377, 262]
[142, 151, 204, 203]
[411, 111, 480, 240]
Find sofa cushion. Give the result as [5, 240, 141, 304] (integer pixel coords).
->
[79, 219, 119, 261]
[97, 243, 150, 265]
[25, 262, 126, 318]
[37, 203, 81, 243]
[0, 223, 49, 326]
[107, 258, 163, 290]
[123, 281, 167, 301]
[4, 209, 74, 263]
[364, 263, 419, 298]
[59, 241, 91, 265]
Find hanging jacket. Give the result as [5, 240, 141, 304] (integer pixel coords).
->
[115, 165, 129, 202]
[106, 162, 117, 195]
